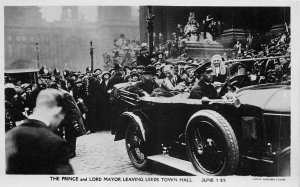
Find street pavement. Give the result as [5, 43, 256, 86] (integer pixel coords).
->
[70, 131, 189, 175]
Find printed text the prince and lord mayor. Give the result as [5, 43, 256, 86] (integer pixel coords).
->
[50, 176, 227, 182]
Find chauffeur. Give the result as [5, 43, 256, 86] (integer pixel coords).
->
[189, 66, 218, 99]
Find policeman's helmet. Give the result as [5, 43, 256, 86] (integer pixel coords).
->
[39, 66, 51, 78]
[63, 68, 70, 78]
[53, 68, 61, 77]
[86, 66, 92, 73]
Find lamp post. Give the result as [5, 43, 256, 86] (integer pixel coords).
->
[146, 6, 155, 55]
[35, 42, 40, 69]
[89, 41, 94, 72]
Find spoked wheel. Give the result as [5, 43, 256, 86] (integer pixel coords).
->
[186, 110, 239, 175]
[125, 123, 149, 170]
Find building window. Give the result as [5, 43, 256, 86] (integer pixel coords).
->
[67, 9, 72, 18]
[16, 44, 21, 56]
[7, 44, 13, 57]
[16, 35, 21, 42]
[21, 44, 27, 56]
[131, 7, 139, 17]
[7, 35, 12, 41]
[46, 45, 50, 58]
[22, 36, 27, 42]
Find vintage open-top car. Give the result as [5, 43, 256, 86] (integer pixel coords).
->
[111, 82, 290, 176]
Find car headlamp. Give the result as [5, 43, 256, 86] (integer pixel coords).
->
[233, 97, 241, 108]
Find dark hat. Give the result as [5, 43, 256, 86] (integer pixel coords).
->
[130, 71, 140, 78]
[194, 62, 212, 75]
[94, 68, 102, 74]
[63, 69, 70, 78]
[137, 65, 145, 70]
[70, 72, 78, 79]
[39, 67, 51, 78]
[143, 65, 157, 75]
[53, 68, 61, 76]
[86, 66, 92, 73]
[123, 65, 131, 71]
[5, 87, 17, 101]
[109, 68, 115, 73]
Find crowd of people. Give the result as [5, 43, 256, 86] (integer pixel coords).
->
[5, 26, 290, 174]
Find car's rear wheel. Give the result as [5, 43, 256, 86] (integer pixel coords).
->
[125, 122, 149, 170]
[186, 110, 239, 175]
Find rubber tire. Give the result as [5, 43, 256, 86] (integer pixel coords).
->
[185, 110, 239, 176]
[125, 123, 149, 170]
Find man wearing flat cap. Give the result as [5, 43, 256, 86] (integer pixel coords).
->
[125, 65, 159, 97]
[189, 66, 218, 99]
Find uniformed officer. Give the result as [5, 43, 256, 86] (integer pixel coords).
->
[189, 65, 218, 99]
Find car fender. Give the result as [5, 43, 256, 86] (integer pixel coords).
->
[114, 111, 150, 142]
[186, 109, 222, 130]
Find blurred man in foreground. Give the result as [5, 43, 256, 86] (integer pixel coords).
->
[6, 89, 73, 174]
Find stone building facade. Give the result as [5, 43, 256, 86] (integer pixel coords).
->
[139, 6, 290, 48]
[4, 6, 139, 71]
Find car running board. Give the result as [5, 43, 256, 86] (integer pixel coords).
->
[147, 154, 204, 176]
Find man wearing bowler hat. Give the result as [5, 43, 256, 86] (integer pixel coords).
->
[125, 65, 159, 97]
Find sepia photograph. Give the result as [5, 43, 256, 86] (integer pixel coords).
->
[2, 1, 299, 186]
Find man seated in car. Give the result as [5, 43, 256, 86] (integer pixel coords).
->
[211, 54, 227, 83]
[161, 65, 186, 92]
[189, 65, 218, 99]
[124, 65, 159, 97]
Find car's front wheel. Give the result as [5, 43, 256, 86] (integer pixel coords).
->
[125, 123, 149, 170]
[186, 110, 239, 175]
